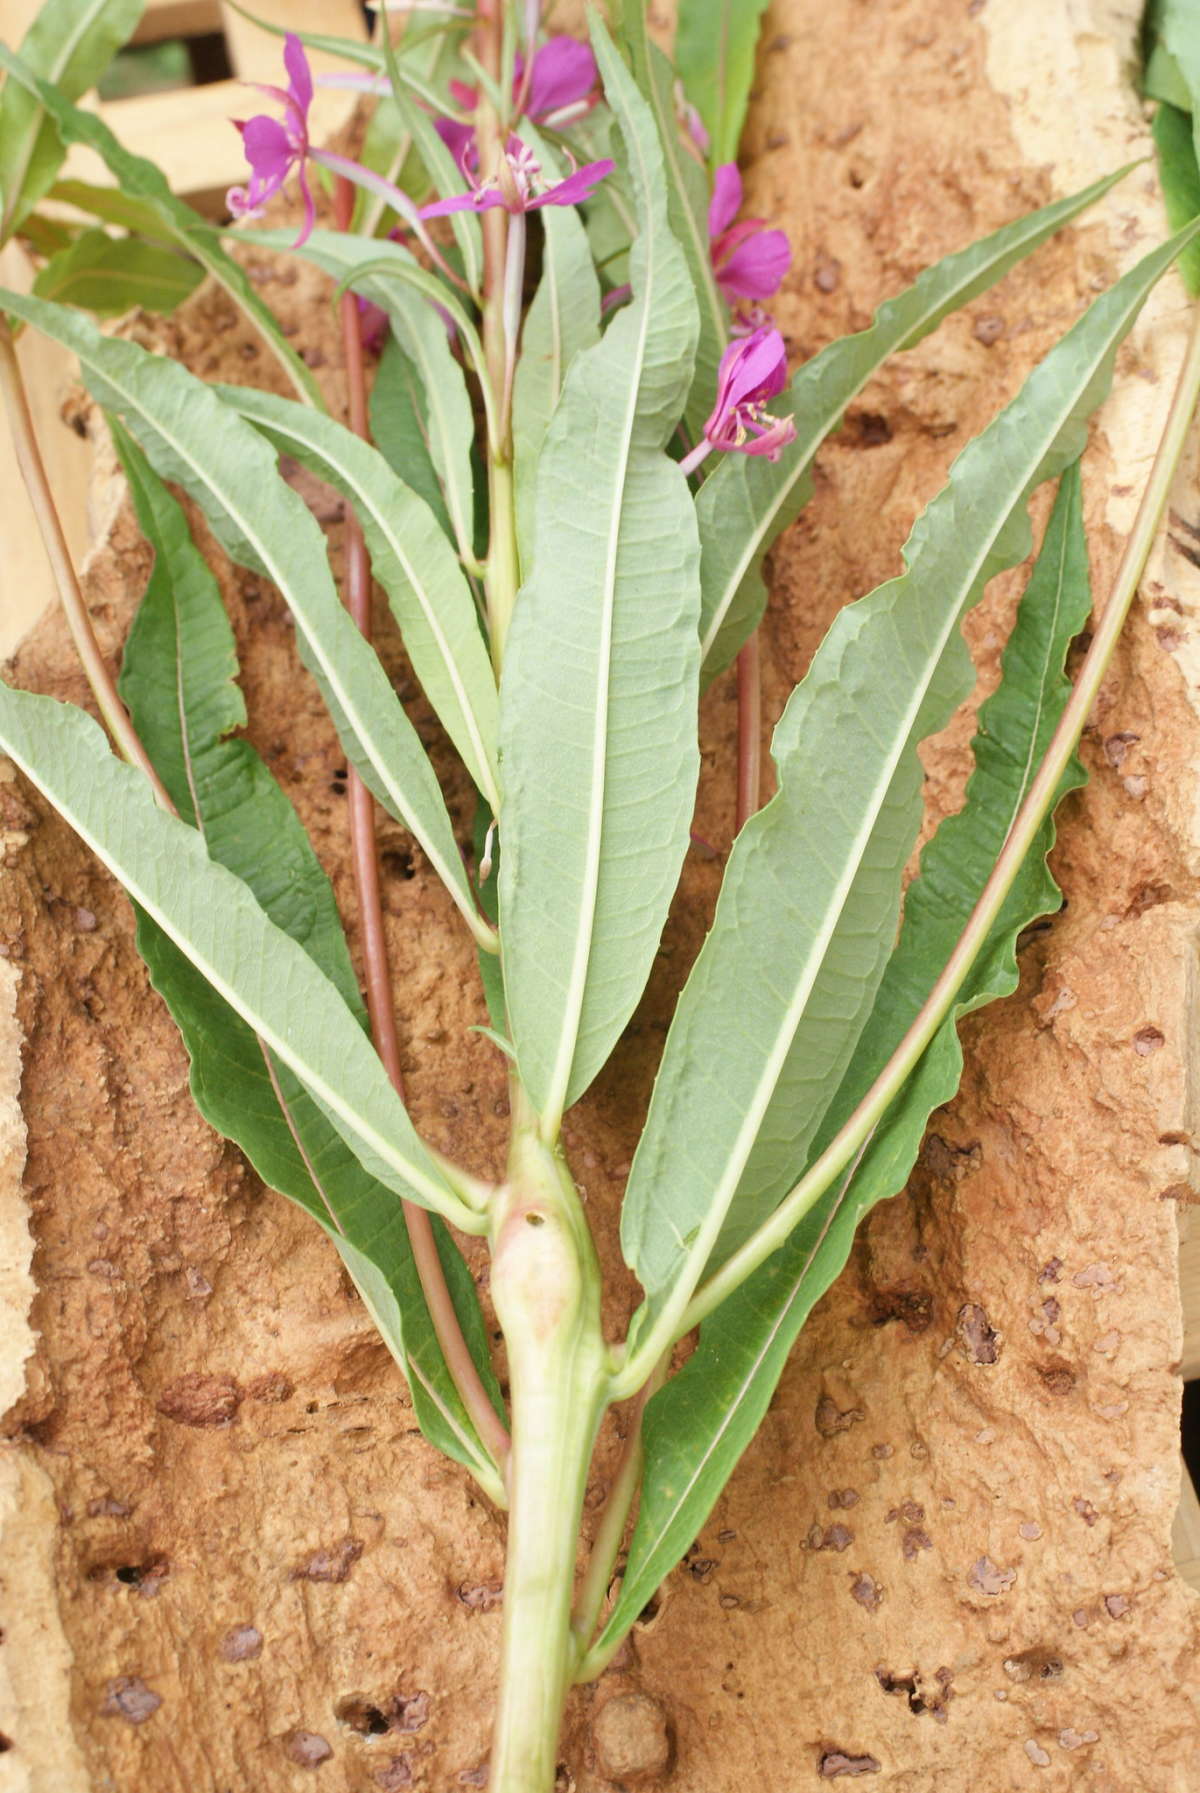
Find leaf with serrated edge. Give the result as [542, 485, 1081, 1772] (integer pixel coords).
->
[620, 227, 1189, 1356]
[0, 0, 142, 235]
[697, 165, 1132, 683]
[0, 687, 478, 1227]
[511, 124, 601, 575]
[596, 462, 1091, 1656]
[0, 48, 319, 405]
[219, 384, 500, 808]
[497, 18, 701, 1128]
[113, 426, 503, 1491]
[0, 289, 488, 948]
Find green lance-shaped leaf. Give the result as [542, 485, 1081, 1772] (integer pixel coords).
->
[370, 333, 456, 544]
[47, 176, 180, 242]
[0, 686, 480, 1229]
[497, 17, 701, 1130]
[620, 11, 727, 436]
[1149, 0, 1200, 162]
[0, 0, 143, 238]
[113, 425, 503, 1493]
[0, 290, 490, 949]
[594, 461, 1091, 1659]
[1153, 104, 1200, 298]
[511, 124, 601, 575]
[697, 165, 1133, 683]
[0, 48, 319, 407]
[619, 224, 1192, 1359]
[263, 227, 479, 566]
[218, 384, 501, 809]
[673, 0, 771, 172]
[33, 226, 203, 315]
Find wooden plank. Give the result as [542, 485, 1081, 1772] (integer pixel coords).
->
[130, 1, 223, 44]
[0, 243, 94, 660]
[219, 0, 368, 83]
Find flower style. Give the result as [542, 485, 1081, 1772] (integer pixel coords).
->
[420, 140, 613, 217]
[436, 36, 599, 168]
[679, 328, 796, 475]
[227, 33, 317, 247]
[708, 163, 791, 304]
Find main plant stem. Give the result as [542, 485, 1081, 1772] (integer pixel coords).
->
[488, 1104, 609, 1792]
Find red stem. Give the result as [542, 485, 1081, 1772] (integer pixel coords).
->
[735, 632, 762, 830]
[333, 177, 510, 1476]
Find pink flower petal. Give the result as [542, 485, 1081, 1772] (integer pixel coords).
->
[419, 188, 505, 217]
[283, 32, 313, 114]
[714, 227, 792, 301]
[526, 37, 598, 119]
[708, 163, 742, 240]
[240, 113, 293, 184]
[527, 157, 614, 209]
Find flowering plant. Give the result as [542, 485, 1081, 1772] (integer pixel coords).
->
[0, 1, 1198, 1786]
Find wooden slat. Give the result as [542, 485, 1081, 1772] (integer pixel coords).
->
[218, 0, 368, 83]
[130, 1, 223, 45]
[0, 243, 94, 660]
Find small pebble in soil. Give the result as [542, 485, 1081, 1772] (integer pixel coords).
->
[591, 1692, 673, 1784]
[101, 1678, 161, 1724]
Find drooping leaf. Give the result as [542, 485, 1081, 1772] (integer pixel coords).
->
[619, 11, 727, 436]
[262, 227, 480, 566]
[47, 175, 179, 241]
[619, 223, 1196, 1360]
[0, 685, 481, 1227]
[1152, 103, 1200, 297]
[218, 384, 501, 808]
[511, 125, 602, 574]
[0, 0, 143, 237]
[696, 165, 1133, 682]
[673, 0, 771, 171]
[594, 461, 1092, 1657]
[0, 47, 320, 406]
[32, 226, 202, 315]
[112, 424, 503, 1495]
[497, 17, 701, 1130]
[0, 289, 490, 948]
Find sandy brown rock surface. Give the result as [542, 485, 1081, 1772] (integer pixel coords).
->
[3, 1, 1200, 1789]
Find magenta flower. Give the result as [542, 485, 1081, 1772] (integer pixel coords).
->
[437, 36, 599, 169]
[708, 164, 791, 304]
[419, 140, 613, 217]
[227, 33, 316, 247]
[679, 328, 796, 476]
